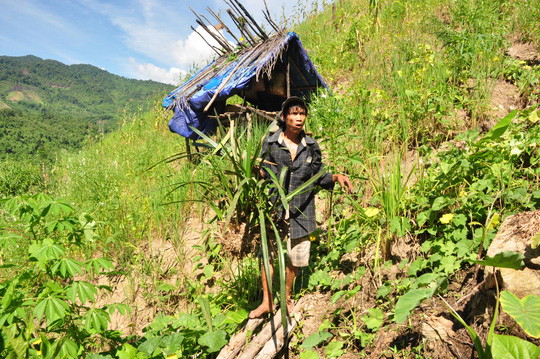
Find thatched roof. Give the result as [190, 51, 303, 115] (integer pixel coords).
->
[162, 1, 328, 139]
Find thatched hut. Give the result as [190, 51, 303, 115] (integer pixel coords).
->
[162, 1, 328, 140]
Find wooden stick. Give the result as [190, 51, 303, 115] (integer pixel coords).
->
[207, 7, 245, 47]
[263, 0, 281, 33]
[191, 7, 234, 52]
[286, 60, 290, 98]
[254, 317, 297, 359]
[203, 46, 259, 113]
[216, 317, 265, 359]
[225, 0, 259, 43]
[191, 26, 223, 56]
[226, 9, 256, 46]
[232, 0, 268, 40]
[238, 297, 305, 359]
[237, 309, 284, 359]
[200, 12, 232, 48]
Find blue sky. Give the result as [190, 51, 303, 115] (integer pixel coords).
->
[0, 0, 316, 85]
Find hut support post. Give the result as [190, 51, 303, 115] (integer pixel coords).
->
[185, 137, 192, 162]
[286, 59, 290, 98]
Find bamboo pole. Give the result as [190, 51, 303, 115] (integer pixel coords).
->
[253, 317, 297, 359]
[237, 297, 305, 359]
[203, 46, 259, 113]
[226, 9, 257, 46]
[216, 317, 265, 359]
[191, 7, 234, 52]
[236, 309, 284, 359]
[225, 0, 260, 43]
[232, 0, 268, 40]
[207, 7, 245, 48]
[263, 0, 281, 33]
[191, 26, 223, 56]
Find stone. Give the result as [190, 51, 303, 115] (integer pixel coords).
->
[486, 209, 540, 298]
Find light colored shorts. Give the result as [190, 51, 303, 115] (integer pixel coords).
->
[259, 220, 311, 268]
[287, 235, 311, 267]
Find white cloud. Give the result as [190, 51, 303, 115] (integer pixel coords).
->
[128, 57, 185, 85]
[169, 25, 227, 67]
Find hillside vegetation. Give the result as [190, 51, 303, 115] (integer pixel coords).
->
[1, 0, 540, 358]
[0, 55, 172, 162]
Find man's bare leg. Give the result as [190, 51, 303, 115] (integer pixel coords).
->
[286, 263, 299, 315]
[249, 261, 274, 319]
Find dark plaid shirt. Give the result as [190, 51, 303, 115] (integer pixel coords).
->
[261, 129, 335, 239]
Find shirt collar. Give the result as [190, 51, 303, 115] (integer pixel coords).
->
[268, 128, 314, 146]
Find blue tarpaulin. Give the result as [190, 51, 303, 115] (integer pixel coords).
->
[163, 32, 328, 139]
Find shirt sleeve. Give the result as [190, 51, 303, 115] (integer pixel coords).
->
[311, 141, 335, 191]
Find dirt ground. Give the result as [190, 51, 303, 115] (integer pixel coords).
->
[89, 40, 540, 357]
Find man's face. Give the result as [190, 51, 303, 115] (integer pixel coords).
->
[283, 105, 307, 134]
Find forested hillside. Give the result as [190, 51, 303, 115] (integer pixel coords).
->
[0, 55, 173, 161]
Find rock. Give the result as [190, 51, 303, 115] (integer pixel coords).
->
[421, 315, 456, 341]
[486, 209, 540, 298]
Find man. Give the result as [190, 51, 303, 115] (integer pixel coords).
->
[249, 96, 353, 319]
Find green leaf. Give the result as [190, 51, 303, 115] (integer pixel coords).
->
[34, 294, 70, 323]
[198, 296, 213, 331]
[531, 230, 540, 249]
[325, 340, 344, 358]
[84, 308, 110, 334]
[500, 291, 540, 338]
[301, 331, 333, 349]
[85, 257, 114, 273]
[431, 196, 453, 211]
[361, 308, 384, 331]
[137, 336, 161, 355]
[52, 257, 84, 278]
[117, 343, 146, 359]
[221, 309, 248, 325]
[58, 338, 80, 359]
[161, 333, 185, 355]
[198, 329, 228, 353]
[299, 349, 320, 359]
[66, 281, 97, 304]
[491, 334, 540, 358]
[394, 279, 445, 324]
[470, 251, 525, 270]
[475, 110, 517, 147]
[31, 238, 65, 261]
[107, 303, 132, 316]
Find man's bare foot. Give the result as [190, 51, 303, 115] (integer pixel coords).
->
[286, 299, 294, 315]
[249, 303, 272, 319]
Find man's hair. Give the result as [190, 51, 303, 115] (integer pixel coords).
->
[283, 103, 308, 116]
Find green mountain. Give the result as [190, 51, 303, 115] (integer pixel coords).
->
[0, 55, 174, 162]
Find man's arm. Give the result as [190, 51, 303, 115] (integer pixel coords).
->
[332, 174, 353, 193]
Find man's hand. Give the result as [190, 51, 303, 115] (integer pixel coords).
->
[332, 174, 353, 194]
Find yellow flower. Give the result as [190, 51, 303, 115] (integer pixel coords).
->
[493, 57, 499, 61]
[365, 207, 380, 217]
[440, 213, 454, 224]
[459, 190, 467, 197]
[37, 351, 42, 356]
[240, 37, 245, 42]
[310, 235, 316, 241]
